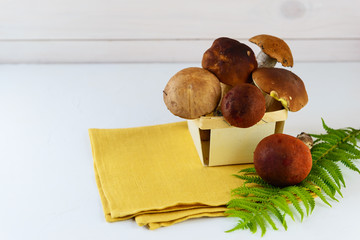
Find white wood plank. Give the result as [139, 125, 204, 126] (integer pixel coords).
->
[0, 0, 359, 39]
[1, 0, 359, 62]
[0, 39, 359, 63]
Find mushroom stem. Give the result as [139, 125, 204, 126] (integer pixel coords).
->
[264, 94, 284, 112]
[257, 51, 277, 68]
[253, 81, 283, 112]
[214, 83, 232, 116]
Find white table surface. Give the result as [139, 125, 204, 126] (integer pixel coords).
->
[0, 62, 359, 240]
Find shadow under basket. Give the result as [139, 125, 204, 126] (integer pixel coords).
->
[187, 109, 288, 166]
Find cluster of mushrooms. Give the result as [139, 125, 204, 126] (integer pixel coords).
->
[163, 35, 309, 129]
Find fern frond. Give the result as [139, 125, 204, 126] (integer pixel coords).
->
[339, 142, 360, 157]
[255, 215, 267, 236]
[279, 189, 305, 221]
[311, 133, 339, 145]
[227, 199, 262, 212]
[266, 204, 287, 230]
[269, 196, 295, 221]
[261, 210, 278, 231]
[286, 186, 315, 215]
[231, 185, 279, 198]
[300, 181, 332, 207]
[233, 174, 277, 188]
[317, 159, 345, 188]
[238, 167, 256, 174]
[305, 174, 338, 201]
[340, 159, 360, 173]
[309, 165, 342, 197]
[321, 118, 348, 139]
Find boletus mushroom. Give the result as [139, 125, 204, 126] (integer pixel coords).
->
[220, 83, 266, 128]
[297, 132, 313, 149]
[163, 67, 221, 119]
[252, 68, 308, 112]
[249, 34, 293, 68]
[254, 133, 312, 187]
[202, 37, 257, 86]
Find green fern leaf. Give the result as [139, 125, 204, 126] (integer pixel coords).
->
[299, 181, 332, 207]
[317, 159, 345, 187]
[261, 210, 278, 231]
[225, 209, 253, 220]
[226, 219, 250, 232]
[340, 159, 360, 173]
[227, 199, 262, 212]
[280, 189, 305, 221]
[339, 142, 360, 157]
[269, 196, 295, 221]
[238, 167, 256, 173]
[287, 186, 315, 215]
[255, 215, 267, 236]
[248, 220, 257, 234]
[266, 204, 288, 230]
[233, 174, 276, 188]
[305, 174, 338, 200]
[311, 133, 339, 145]
[321, 118, 348, 139]
[310, 165, 343, 197]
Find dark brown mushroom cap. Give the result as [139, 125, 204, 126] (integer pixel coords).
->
[252, 68, 308, 112]
[163, 67, 221, 119]
[202, 37, 257, 86]
[220, 83, 266, 128]
[249, 34, 293, 67]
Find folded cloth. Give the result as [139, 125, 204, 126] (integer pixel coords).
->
[89, 121, 251, 229]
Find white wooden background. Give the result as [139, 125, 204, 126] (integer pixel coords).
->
[0, 0, 359, 63]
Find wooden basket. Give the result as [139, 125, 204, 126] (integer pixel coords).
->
[187, 109, 288, 166]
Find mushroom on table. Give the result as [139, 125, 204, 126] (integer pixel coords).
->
[254, 133, 313, 187]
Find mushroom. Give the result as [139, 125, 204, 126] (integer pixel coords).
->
[249, 34, 293, 68]
[254, 133, 312, 187]
[297, 132, 313, 149]
[163, 67, 221, 119]
[252, 68, 308, 112]
[202, 37, 257, 86]
[220, 83, 266, 128]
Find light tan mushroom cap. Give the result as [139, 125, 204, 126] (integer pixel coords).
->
[163, 67, 221, 119]
[249, 34, 294, 67]
[252, 68, 308, 112]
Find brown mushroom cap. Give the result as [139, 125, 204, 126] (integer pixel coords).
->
[252, 68, 308, 112]
[249, 34, 293, 67]
[254, 133, 312, 187]
[202, 37, 257, 86]
[163, 67, 221, 119]
[220, 83, 266, 128]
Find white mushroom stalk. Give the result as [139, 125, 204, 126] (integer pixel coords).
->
[256, 51, 278, 68]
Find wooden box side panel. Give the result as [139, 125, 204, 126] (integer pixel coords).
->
[208, 122, 276, 166]
[187, 120, 207, 165]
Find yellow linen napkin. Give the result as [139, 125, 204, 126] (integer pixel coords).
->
[89, 121, 252, 229]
